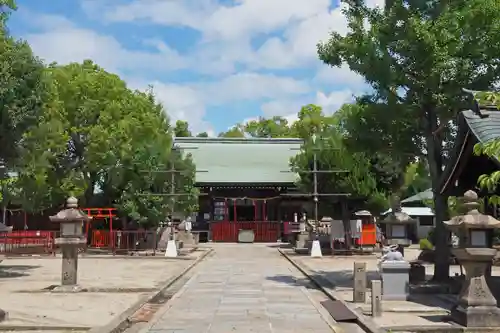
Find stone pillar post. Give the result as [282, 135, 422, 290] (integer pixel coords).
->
[353, 262, 367, 303]
[61, 246, 79, 286]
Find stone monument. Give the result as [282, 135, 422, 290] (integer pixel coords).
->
[295, 213, 309, 250]
[177, 216, 198, 246]
[353, 262, 367, 303]
[49, 197, 91, 290]
[443, 190, 500, 328]
[380, 196, 416, 256]
[165, 220, 178, 258]
[379, 244, 410, 300]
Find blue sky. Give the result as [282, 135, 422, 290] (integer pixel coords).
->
[9, 0, 374, 135]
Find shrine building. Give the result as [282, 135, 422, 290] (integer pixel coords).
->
[174, 137, 312, 242]
[440, 109, 500, 195]
[440, 107, 500, 216]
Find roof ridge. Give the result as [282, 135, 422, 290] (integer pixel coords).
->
[174, 137, 304, 144]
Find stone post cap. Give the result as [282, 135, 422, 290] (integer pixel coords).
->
[67, 196, 78, 208]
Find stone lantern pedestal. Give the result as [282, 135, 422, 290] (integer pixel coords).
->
[50, 197, 91, 291]
[451, 248, 500, 327]
[444, 190, 500, 328]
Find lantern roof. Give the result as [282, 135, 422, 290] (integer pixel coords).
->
[444, 190, 500, 229]
[380, 196, 417, 224]
[49, 197, 92, 223]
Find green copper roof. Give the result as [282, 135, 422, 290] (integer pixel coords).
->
[174, 137, 303, 184]
[463, 109, 500, 143]
[439, 108, 500, 195]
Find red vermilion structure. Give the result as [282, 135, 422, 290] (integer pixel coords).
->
[82, 208, 116, 248]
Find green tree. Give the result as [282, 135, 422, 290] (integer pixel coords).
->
[290, 105, 385, 213]
[0, 0, 16, 27]
[474, 91, 500, 196]
[196, 132, 209, 137]
[174, 120, 191, 137]
[218, 126, 245, 138]
[16, 61, 198, 226]
[244, 116, 293, 138]
[0, 22, 48, 166]
[318, 0, 500, 280]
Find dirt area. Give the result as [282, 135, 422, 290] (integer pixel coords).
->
[0, 249, 207, 329]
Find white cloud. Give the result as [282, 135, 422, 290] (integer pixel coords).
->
[87, 0, 348, 71]
[25, 15, 187, 74]
[201, 73, 309, 104]
[259, 89, 355, 127]
[19, 0, 379, 134]
[314, 64, 367, 89]
[128, 73, 309, 134]
[315, 90, 355, 114]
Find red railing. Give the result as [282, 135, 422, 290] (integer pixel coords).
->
[210, 221, 280, 242]
[0, 230, 58, 255]
[90, 230, 158, 254]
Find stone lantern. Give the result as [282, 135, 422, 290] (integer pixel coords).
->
[380, 197, 416, 256]
[49, 197, 92, 288]
[443, 190, 500, 327]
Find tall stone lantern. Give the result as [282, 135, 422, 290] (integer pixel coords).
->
[380, 197, 416, 256]
[49, 197, 92, 288]
[444, 190, 500, 327]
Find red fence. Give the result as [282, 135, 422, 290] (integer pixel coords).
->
[0, 230, 57, 255]
[210, 221, 280, 242]
[90, 230, 158, 254]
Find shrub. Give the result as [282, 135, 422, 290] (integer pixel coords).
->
[427, 228, 436, 244]
[419, 238, 433, 250]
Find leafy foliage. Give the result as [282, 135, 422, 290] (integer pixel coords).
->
[0, 27, 48, 166]
[13, 61, 197, 226]
[472, 91, 500, 201]
[317, 0, 500, 280]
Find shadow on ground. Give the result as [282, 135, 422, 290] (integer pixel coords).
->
[266, 269, 458, 311]
[0, 264, 41, 278]
[267, 243, 294, 249]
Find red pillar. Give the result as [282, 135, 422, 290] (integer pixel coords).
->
[233, 199, 237, 222]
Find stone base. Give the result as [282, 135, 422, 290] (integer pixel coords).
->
[165, 240, 178, 258]
[51, 285, 83, 293]
[451, 305, 500, 327]
[381, 261, 410, 301]
[382, 294, 409, 301]
[310, 240, 322, 257]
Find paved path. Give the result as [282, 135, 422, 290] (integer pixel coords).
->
[146, 244, 336, 333]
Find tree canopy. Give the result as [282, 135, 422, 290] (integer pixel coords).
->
[9, 61, 198, 226]
[318, 0, 500, 280]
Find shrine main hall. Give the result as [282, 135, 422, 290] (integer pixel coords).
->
[174, 137, 311, 242]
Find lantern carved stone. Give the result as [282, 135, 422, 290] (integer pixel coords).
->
[49, 197, 91, 288]
[444, 190, 500, 327]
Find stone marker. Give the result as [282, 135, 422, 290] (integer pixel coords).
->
[371, 280, 382, 317]
[49, 197, 91, 289]
[353, 262, 367, 303]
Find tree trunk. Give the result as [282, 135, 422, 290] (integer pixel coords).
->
[423, 106, 450, 282]
[341, 198, 352, 250]
[432, 192, 450, 281]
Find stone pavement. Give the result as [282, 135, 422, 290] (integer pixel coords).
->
[0, 250, 206, 328]
[294, 249, 500, 330]
[145, 244, 336, 333]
